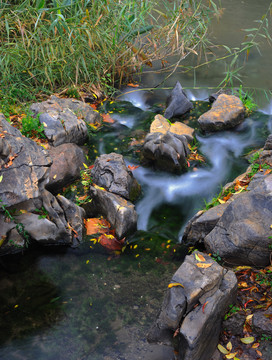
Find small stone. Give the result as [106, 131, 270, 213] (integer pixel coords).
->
[150, 114, 170, 134]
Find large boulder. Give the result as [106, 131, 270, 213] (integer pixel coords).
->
[46, 143, 86, 194]
[142, 131, 190, 173]
[91, 153, 141, 202]
[88, 185, 137, 239]
[164, 82, 193, 119]
[203, 173, 272, 266]
[30, 96, 101, 146]
[147, 252, 237, 360]
[198, 94, 245, 132]
[0, 114, 85, 255]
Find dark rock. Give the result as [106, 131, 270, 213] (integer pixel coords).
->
[142, 131, 190, 173]
[204, 174, 272, 266]
[182, 204, 228, 246]
[89, 185, 137, 239]
[198, 94, 245, 132]
[91, 153, 141, 202]
[164, 82, 193, 119]
[252, 310, 272, 337]
[46, 143, 86, 194]
[30, 95, 101, 146]
[264, 134, 272, 150]
[222, 312, 245, 336]
[208, 89, 233, 103]
[0, 114, 51, 207]
[147, 252, 237, 360]
[0, 114, 85, 254]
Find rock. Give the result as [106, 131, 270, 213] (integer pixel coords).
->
[252, 310, 272, 337]
[147, 252, 237, 360]
[198, 94, 245, 132]
[150, 114, 170, 134]
[204, 174, 272, 266]
[0, 114, 85, 254]
[150, 114, 194, 143]
[0, 114, 51, 207]
[164, 82, 193, 119]
[142, 132, 190, 173]
[264, 134, 272, 150]
[89, 185, 137, 239]
[208, 89, 233, 103]
[46, 143, 86, 194]
[169, 122, 194, 143]
[30, 95, 101, 146]
[91, 153, 141, 202]
[222, 312, 245, 336]
[182, 204, 228, 246]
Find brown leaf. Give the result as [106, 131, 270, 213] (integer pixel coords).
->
[84, 218, 110, 235]
[102, 113, 115, 123]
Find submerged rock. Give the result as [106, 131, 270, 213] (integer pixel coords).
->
[30, 96, 101, 146]
[147, 252, 237, 360]
[142, 131, 190, 173]
[198, 94, 245, 132]
[91, 153, 141, 202]
[164, 82, 193, 119]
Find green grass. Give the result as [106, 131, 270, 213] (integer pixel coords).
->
[0, 0, 215, 102]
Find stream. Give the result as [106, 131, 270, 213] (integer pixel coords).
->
[0, 1, 272, 360]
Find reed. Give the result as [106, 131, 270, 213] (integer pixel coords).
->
[0, 0, 215, 100]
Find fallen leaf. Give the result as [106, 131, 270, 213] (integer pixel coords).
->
[127, 83, 140, 87]
[218, 199, 225, 204]
[240, 336, 255, 344]
[202, 301, 208, 313]
[128, 165, 139, 171]
[196, 263, 212, 268]
[195, 253, 206, 262]
[252, 343, 259, 349]
[217, 344, 229, 355]
[168, 282, 184, 289]
[102, 113, 115, 123]
[84, 218, 110, 235]
[98, 233, 123, 252]
[226, 353, 238, 359]
[226, 341, 232, 351]
[256, 350, 262, 356]
[53, 174, 57, 179]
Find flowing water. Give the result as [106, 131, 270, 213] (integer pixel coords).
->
[1, 1, 272, 359]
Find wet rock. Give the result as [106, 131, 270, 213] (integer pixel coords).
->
[264, 134, 272, 150]
[46, 143, 86, 194]
[147, 252, 237, 360]
[91, 153, 141, 202]
[252, 310, 272, 336]
[182, 204, 228, 246]
[89, 185, 137, 239]
[222, 312, 245, 336]
[164, 82, 193, 119]
[142, 131, 190, 173]
[198, 94, 245, 132]
[150, 114, 195, 143]
[30, 95, 101, 146]
[204, 174, 272, 266]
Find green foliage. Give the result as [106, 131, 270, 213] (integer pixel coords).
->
[224, 304, 240, 320]
[235, 85, 258, 115]
[21, 112, 45, 139]
[211, 251, 222, 263]
[0, 0, 215, 100]
[261, 334, 272, 341]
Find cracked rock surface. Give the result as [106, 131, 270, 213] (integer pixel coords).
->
[30, 95, 101, 146]
[147, 252, 237, 360]
[0, 114, 85, 255]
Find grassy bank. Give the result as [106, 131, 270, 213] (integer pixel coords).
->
[0, 0, 216, 103]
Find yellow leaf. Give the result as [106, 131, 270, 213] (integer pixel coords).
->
[226, 341, 232, 351]
[218, 199, 225, 204]
[83, 163, 88, 168]
[240, 336, 255, 344]
[195, 253, 206, 262]
[235, 266, 252, 271]
[226, 353, 237, 359]
[86, 260, 90, 264]
[133, 244, 138, 249]
[14, 304, 19, 309]
[217, 344, 229, 355]
[251, 342, 259, 349]
[246, 314, 254, 322]
[53, 174, 57, 179]
[93, 184, 106, 191]
[196, 263, 212, 268]
[42, 122, 47, 127]
[0, 237, 5, 247]
[168, 282, 184, 289]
